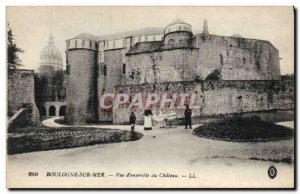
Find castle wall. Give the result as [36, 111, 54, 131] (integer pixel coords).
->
[66, 48, 98, 125]
[125, 35, 280, 84]
[195, 35, 280, 80]
[7, 69, 40, 126]
[68, 25, 282, 124]
[113, 80, 294, 124]
[97, 49, 125, 122]
[8, 70, 36, 116]
[126, 49, 199, 84]
[99, 49, 125, 92]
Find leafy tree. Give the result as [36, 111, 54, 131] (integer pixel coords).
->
[7, 23, 24, 70]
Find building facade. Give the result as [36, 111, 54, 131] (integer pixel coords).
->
[65, 19, 287, 125]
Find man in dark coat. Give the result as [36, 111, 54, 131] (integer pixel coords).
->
[129, 111, 136, 131]
[184, 105, 192, 129]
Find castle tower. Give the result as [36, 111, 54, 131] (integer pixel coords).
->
[39, 30, 63, 74]
[163, 18, 193, 47]
[65, 38, 98, 125]
[202, 19, 209, 35]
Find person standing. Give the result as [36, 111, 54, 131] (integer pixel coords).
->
[144, 109, 153, 130]
[129, 111, 136, 131]
[184, 105, 192, 129]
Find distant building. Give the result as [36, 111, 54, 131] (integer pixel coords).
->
[35, 31, 66, 118]
[38, 30, 63, 74]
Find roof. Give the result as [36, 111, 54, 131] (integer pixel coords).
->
[126, 41, 162, 55]
[40, 44, 62, 59]
[74, 27, 164, 41]
[231, 34, 243, 38]
[169, 18, 187, 25]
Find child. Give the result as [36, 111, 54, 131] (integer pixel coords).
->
[129, 111, 136, 131]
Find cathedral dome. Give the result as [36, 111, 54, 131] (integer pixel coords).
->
[39, 31, 63, 71]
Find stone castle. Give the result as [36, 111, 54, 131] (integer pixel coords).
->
[65, 19, 292, 125]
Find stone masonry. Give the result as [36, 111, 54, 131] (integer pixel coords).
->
[65, 19, 289, 124]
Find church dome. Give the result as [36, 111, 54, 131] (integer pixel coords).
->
[39, 31, 63, 71]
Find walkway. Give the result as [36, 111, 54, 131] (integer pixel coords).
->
[7, 118, 294, 188]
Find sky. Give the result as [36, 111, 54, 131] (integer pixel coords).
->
[6, 6, 294, 74]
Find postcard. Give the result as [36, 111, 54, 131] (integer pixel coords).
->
[6, 6, 295, 188]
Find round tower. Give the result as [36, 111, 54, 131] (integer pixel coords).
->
[163, 18, 193, 47]
[65, 38, 98, 125]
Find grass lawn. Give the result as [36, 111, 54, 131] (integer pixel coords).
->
[193, 116, 294, 142]
[8, 126, 143, 155]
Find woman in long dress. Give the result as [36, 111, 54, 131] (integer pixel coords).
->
[144, 109, 153, 130]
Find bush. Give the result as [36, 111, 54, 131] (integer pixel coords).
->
[193, 116, 293, 142]
[8, 127, 143, 155]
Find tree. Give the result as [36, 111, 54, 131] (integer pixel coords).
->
[7, 23, 24, 70]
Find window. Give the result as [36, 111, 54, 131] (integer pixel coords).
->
[123, 63, 126, 74]
[82, 40, 85, 47]
[243, 58, 246, 65]
[67, 64, 70, 75]
[103, 65, 107, 76]
[99, 65, 103, 75]
[145, 36, 148, 41]
[220, 54, 224, 66]
[89, 41, 92, 48]
[75, 40, 77, 48]
[99, 65, 107, 75]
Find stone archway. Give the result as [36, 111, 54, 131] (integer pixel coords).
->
[59, 105, 66, 116]
[49, 106, 56, 116]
